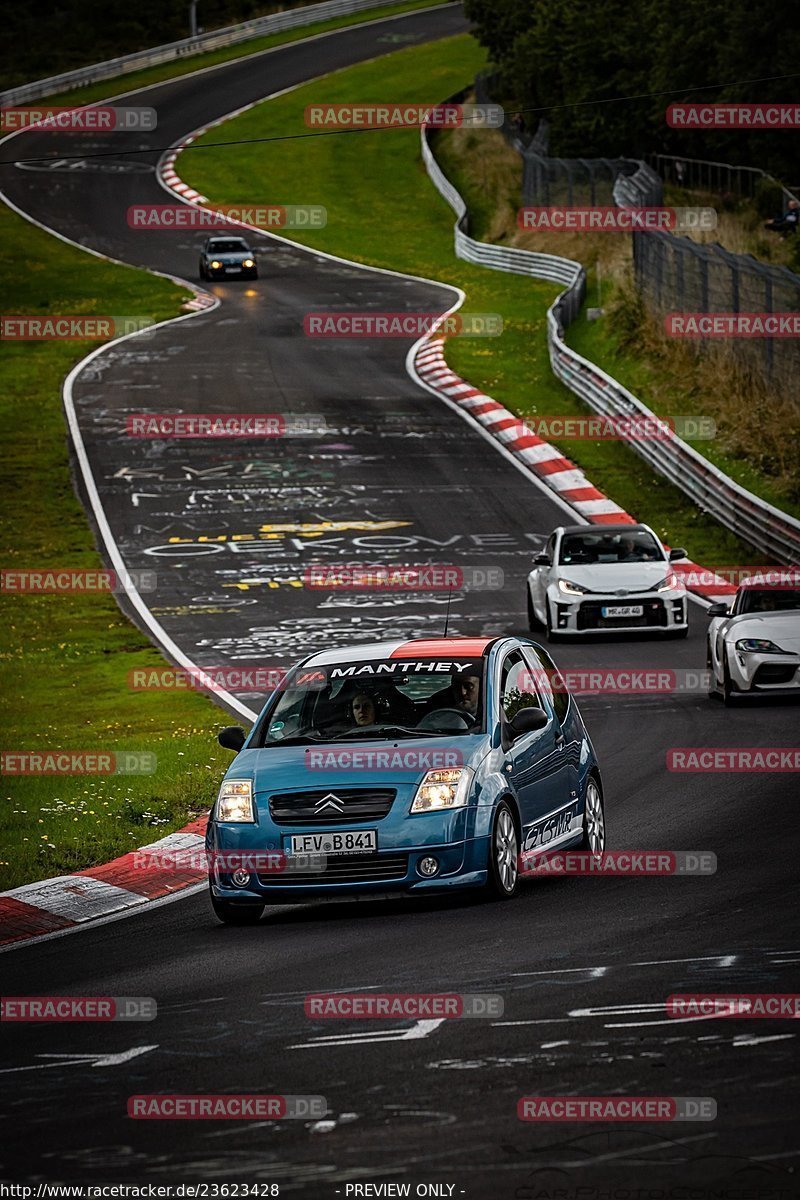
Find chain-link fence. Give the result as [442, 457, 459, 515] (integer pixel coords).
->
[648, 153, 796, 205]
[630, 229, 800, 388]
[476, 72, 800, 392]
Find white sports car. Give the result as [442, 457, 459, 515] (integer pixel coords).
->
[527, 523, 688, 639]
[707, 578, 800, 703]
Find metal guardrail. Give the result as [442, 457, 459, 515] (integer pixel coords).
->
[0, 0, 415, 105]
[421, 117, 800, 564]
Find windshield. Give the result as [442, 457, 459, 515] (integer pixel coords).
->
[254, 656, 487, 746]
[559, 528, 662, 565]
[736, 587, 800, 614]
[207, 239, 249, 253]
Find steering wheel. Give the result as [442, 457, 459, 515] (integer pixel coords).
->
[417, 707, 476, 731]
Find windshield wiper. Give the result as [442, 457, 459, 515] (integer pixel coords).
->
[258, 733, 326, 748]
[328, 724, 443, 741]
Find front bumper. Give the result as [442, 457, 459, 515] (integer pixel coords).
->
[206, 264, 257, 278]
[728, 647, 800, 694]
[546, 587, 687, 634]
[208, 837, 490, 902]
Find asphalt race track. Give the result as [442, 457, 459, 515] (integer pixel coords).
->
[1, 5, 799, 1195]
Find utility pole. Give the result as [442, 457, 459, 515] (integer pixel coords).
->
[189, 0, 198, 37]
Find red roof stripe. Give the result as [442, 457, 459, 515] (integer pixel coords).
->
[389, 638, 493, 659]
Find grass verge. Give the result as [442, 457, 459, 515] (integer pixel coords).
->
[0, 207, 227, 891]
[180, 34, 769, 568]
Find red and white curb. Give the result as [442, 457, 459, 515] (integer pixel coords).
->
[0, 817, 208, 947]
[413, 338, 737, 604]
[161, 138, 208, 204]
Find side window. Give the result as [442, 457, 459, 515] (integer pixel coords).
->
[527, 645, 569, 723]
[499, 651, 542, 721]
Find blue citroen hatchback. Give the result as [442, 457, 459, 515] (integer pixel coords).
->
[206, 636, 605, 923]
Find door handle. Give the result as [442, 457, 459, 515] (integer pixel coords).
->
[554, 732, 565, 749]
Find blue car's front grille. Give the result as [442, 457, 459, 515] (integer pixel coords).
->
[268, 788, 396, 825]
[258, 853, 408, 885]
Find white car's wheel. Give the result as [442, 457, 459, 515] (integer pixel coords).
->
[527, 587, 541, 632]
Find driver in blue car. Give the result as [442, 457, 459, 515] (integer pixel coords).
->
[423, 665, 482, 720]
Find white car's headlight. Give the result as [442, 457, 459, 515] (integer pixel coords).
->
[557, 577, 589, 596]
[216, 779, 256, 822]
[654, 572, 682, 592]
[410, 767, 473, 814]
[735, 638, 786, 654]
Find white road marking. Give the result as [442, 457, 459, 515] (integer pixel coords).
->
[290, 1019, 445, 1048]
[733, 1034, 796, 1047]
[0, 1045, 157, 1073]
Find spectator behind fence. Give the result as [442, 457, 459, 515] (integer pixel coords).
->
[764, 198, 799, 237]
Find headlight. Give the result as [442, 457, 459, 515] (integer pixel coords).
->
[210, 259, 222, 269]
[654, 572, 682, 592]
[215, 779, 255, 822]
[410, 767, 473, 814]
[557, 577, 589, 596]
[243, 258, 255, 268]
[735, 638, 786, 654]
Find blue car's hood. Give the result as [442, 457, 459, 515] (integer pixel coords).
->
[228, 735, 489, 794]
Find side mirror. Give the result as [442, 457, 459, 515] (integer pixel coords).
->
[218, 726, 247, 752]
[668, 548, 687, 561]
[707, 602, 730, 617]
[508, 705, 549, 739]
[533, 553, 551, 567]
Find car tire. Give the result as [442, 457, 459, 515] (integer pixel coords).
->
[199, 262, 207, 280]
[210, 894, 265, 925]
[527, 588, 539, 632]
[577, 776, 605, 855]
[666, 626, 689, 639]
[707, 640, 721, 699]
[546, 602, 562, 643]
[722, 656, 739, 706]
[485, 801, 520, 900]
